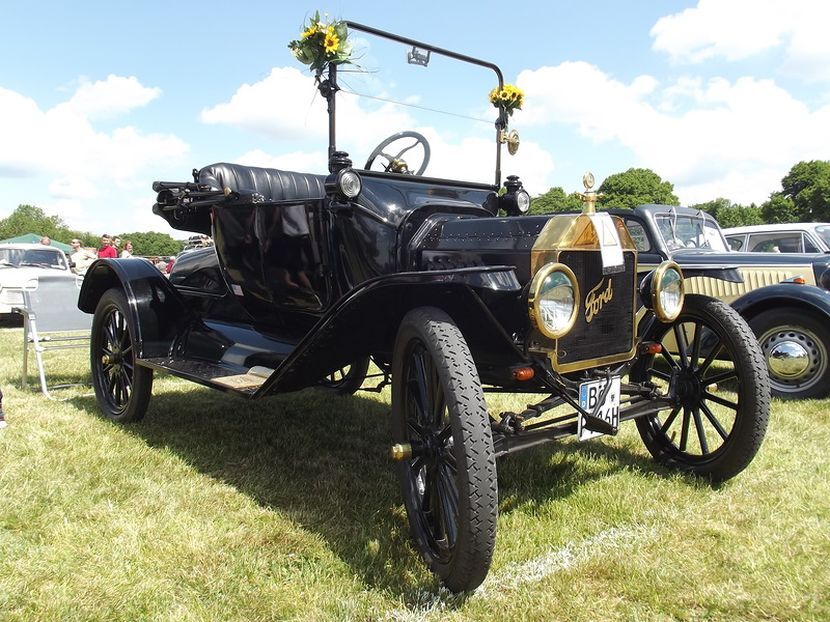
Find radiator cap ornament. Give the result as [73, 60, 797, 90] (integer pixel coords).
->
[577, 172, 624, 274]
[578, 171, 603, 214]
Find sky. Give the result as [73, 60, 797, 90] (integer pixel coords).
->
[1, 0, 829, 237]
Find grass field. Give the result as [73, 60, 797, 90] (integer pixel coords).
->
[0, 322, 828, 621]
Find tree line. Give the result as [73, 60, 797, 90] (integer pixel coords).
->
[530, 160, 830, 227]
[0, 204, 182, 257]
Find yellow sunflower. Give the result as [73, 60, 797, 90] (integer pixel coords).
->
[323, 26, 339, 54]
[489, 83, 525, 115]
[301, 22, 320, 40]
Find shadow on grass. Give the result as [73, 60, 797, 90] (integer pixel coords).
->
[66, 382, 702, 601]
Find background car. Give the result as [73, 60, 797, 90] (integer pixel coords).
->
[724, 222, 830, 253]
[616, 205, 830, 399]
[0, 243, 76, 316]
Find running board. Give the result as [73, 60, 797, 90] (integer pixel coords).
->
[140, 357, 275, 397]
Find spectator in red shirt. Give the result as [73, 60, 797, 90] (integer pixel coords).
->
[97, 234, 117, 259]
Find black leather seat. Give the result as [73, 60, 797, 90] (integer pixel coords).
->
[199, 162, 326, 203]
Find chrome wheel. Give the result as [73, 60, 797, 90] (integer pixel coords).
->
[757, 325, 827, 396]
[749, 309, 830, 400]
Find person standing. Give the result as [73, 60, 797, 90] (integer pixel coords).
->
[40, 236, 51, 245]
[97, 234, 117, 259]
[69, 239, 96, 275]
[120, 240, 134, 258]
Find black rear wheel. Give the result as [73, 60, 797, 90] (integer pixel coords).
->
[632, 295, 770, 483]
[392, 307, 497, 592]
[91, 289, 153, 423]
[318, 357, 370, 395]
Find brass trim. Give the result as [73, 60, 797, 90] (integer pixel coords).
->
[552, 348, 638, 374]
[498, 129, 520, 155]
[528, 262, 580, 340]
[533, 250, 639, 374]
[576, 171, 604, 214]
[530, 213, 637, 275]
[390, 443, 412, 461]
[651, 260, 685, 322]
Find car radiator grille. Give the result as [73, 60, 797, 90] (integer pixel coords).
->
[555, 250, 636, 370]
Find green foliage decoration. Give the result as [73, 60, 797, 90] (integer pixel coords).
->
[288, 11, 352, 75]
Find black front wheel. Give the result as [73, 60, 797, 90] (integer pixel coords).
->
[90, 289, 153, 423]
[632, 295, 770, 483]
[391, 307, 497, 592]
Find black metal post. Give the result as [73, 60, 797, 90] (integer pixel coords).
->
[327, 63, 337, 166]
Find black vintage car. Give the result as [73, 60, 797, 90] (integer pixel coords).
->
[615, 204, 830, 400]
[78, 20, 770, 592]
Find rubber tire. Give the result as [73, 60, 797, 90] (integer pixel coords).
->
[632, 295, 770, 483]
[391, 307, 497, 592]
[748, 309, 830, 400]
[318, 357, 370, 395]
[91, 289, 153, 423]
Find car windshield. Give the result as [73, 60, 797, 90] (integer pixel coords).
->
[0, 248, 67, 270]
[814, 225, 830, 249]
[328, 23, 508, 186]
[654, 211, 729, 252]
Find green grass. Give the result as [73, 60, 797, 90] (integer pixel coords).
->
[0, 324, 828, 621]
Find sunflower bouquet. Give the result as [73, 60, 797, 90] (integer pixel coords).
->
[288, 12, 352, 75]
[489, 83, 524, 117]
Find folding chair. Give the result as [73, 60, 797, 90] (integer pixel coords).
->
[16, 275, 92, 399]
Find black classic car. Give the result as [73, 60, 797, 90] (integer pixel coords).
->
[615, 205, 830, 400]
[78, 20, 770, 592]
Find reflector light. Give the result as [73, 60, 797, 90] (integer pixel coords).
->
[512, 367, 535, 381]
[640, 342, 663, 355]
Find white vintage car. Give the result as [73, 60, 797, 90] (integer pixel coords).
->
[723, 222, 830, 253]
[0, 243, 77, 315]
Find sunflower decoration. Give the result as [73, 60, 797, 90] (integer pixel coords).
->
[489, 83, 525, 117]
[288, 11, 352, 75]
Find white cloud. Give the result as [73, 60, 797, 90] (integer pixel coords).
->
[200, 65, 550, 186]
[517, 62, 830, 205]
[651, 0, 830, 81]
[236, 148, 328, 174]
[61, 75, 162, 119]
[0, 77, 188, 235]
[0, 79, 187, 189]
[48, 176, 98, 200]
[202, 66, 416, 152]
[201, 67, 327, 140]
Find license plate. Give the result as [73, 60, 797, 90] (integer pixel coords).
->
[578, 376, 620, 441]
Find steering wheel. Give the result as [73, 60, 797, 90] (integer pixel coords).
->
[364, 131, 431, 176]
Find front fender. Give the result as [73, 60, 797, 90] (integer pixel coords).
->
[78, 258, 191, 358]
[255, 265, 526, 395]
[731, 282, 830, 322]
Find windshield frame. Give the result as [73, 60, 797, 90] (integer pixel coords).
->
[653, 209, 730, 252]
[813, 225, 830, 250]
[322, 21, 508, 186]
